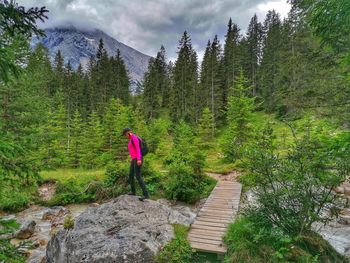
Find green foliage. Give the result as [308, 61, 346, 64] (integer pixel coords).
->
[0, 0, 48, 83]
[221, 71, 256, 162]
[155, 224, 195, 263]
[222, 19, 242, 113]
[224, 213, 348, 263]
[242, 124, 350, 236]
[143, 46, 170, 120]
[164, 120, 212, 203]
[199, 35, 224, 124]
[63, 214, 74, 229]
[47, 174, 105, 206]
[0, 183, 31, 212]
[0, 219, 26, 263]
[170, 31, 199, 123]
[80, 111, 104, 168]
[165, 120, 203, 169]
[141, 159, 163, 196]
[165, 163, 201, 203]
[145, 118, 171, 153]
[198, 107, 215, 149]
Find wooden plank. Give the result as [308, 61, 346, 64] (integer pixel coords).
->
[188, 233, 223, 241]
[191, 225, 227, 232]
[192, 221, 227, 228]
[189, 229, 225, 237]
[197, 214, 233, 220]
[196, 217, 232, 224]
[199, 209, 234, 215]
[190, 242, 226, 253]
[188, 237, 223, 246]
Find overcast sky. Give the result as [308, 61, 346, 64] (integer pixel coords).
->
[21, 0, 291, 61]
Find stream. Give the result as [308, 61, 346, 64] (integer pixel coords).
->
[2, 203, 92, 263]
[1, 177, 349, 262]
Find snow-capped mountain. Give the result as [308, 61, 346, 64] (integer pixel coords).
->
[31, 26, 151, 84]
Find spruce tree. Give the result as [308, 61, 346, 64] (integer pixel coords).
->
[259, 10, 282, 112]
[113, 49, 130, 104]
[171, 31, 199, 123]
[143, 58, 158, 119]
[69, 110, 84, 168]
[52, 50, 64, 96]
[200, 40, 211, 109]
[209, 35, 223, 123]
[222, 19, 241, 106]
[221, 70, 255, 161]
[246, 14, 263, 96]
[143, 46, 170, 120]
[198, 107, 215, 149]
[80, 111, 103, 168]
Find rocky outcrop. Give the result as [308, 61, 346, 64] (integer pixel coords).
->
[46, 195, 196, 263]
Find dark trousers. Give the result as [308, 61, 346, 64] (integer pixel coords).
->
[129, 158, 149, 197]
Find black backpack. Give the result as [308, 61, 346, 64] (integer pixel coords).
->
[131, 136, 149, 157]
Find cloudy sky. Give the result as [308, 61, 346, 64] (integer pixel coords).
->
[21, 0, 291, 61]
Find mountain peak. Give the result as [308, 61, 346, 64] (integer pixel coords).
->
[32, 26, 151, 84]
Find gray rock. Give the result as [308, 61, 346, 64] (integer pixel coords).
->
[46, 195, 195, 263]
[15, 220, 36, 239]
[42, 207, 68, 221]
[338, 215, 350, 225]
[313, 221, 350, 257]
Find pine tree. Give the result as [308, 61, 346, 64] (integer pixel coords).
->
[171, 31, 199, 123]
[143, 46, 170, 120]
[222, 19, 241, 106]
[221, 70, 255, 161]
[52, 50, 64, 96]
[69, 110, 84, 168]
[38, 105, 67, 168]
[200, 40, 211, 109]
[80, 111, 103, 168]
[246, 14, 263, 96]
[259, 10, 283, 112]
[209, 35, 223, 123]
[95, 38, 110, 112]
[113, 49, 130, 104]
[198, 107, 215, 149]
[143, 58, 159, 119]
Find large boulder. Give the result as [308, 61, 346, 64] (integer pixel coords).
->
[46, 195, 196, 263]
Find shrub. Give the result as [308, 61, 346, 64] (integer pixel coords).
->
[141, 159, 163, 195]
[0, 219, 26, 263]
[155, 224, 195, 263]
[0, 179, 35, 212]
[242, 125, 350, 236]
[63, 214, 74, 229]
[104, 162, 129, 187]
[48, 178, 96, 206]
[165, 163, 206, 203]
[224, 213, 347, 263]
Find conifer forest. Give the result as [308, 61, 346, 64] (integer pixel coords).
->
[1, 0, 350, 262]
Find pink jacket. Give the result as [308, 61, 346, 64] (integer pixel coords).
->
[128, 134, 142, 160]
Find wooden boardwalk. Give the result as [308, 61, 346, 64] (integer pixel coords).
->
[188, 180, 242, 254]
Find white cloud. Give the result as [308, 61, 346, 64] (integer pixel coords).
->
[20, 0, 291, 61]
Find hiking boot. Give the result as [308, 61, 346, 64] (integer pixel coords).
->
[128, 192, 136, 196]
[139, 196, 149, 201]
